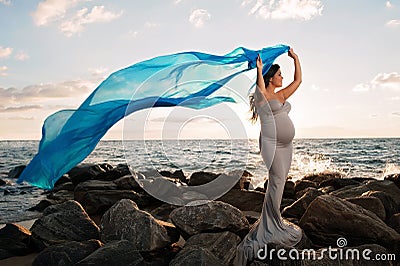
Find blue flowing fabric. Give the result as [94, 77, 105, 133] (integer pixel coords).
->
[17, 44, 289, 189]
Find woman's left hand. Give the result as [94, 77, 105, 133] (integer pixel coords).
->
[288, 48, 298, 59]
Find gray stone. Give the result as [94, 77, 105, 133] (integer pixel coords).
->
[282, 188, 323, 219]
[170, 201, 250, 239]
[217, 189, 265, 212]
[76, 240, 144, 265]
[169, 246, 223, 266]
[346, 196, 386, 221]
[31, 200, 99, 249]
[100, 199, 171, 251]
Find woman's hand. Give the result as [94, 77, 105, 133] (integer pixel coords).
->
[288, 48, 298, 60]
[256, 54, 263, 70]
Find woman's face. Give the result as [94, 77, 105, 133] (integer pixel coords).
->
[270, 69, 283, 87]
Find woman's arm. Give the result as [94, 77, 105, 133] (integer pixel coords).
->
[279, 48, 302, 100]
[256, 54, 266, 92]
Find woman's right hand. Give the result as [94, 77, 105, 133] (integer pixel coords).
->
[256, 54, 263, 70]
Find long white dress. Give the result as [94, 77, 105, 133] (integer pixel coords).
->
[234, 89, 302, 265]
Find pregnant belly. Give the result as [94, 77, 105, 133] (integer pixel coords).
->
[261, 113, 295, 144]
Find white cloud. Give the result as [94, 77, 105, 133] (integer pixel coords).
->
[243, 0, 323, 21]
[386, 1, 392, 8]
[32, 0, 83, 26]
[15, 50, 30, 61]
[0, 66, 8, 76]
[59, 5, 123, 37]
[386, 20, 400, 27]
[174, 0, 183, 4]
[0, 0, 11, 6]
[0, 105, 42, 113]
[392, 112, 400, 116]
[189, 9, 211, 28]
[0, 46, 13, 58]
[353, 72, 400, 92]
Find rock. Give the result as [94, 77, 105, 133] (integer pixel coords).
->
[318, 185, 336, 194]
[182, 231, 241, 265]
[53, 174, 71, 187]
[384, 173, 400, 189]
[0, 223, 33, 258]
[387, 213, 400, 234]
[32, 240, 102, 266]
[100, 199, 171, 251]
[188, 171, 220, 186]
[31, 200, 99, 249]
[283, 181, 296, 199]
[299, 195, 400, 250]
[28, 199, 58, 212]
[282, 188, 323, 219]
[150, 203, 179, 222]
[280, 198, 296, 211]
[362, 190, 399, 220]
[74, 180, 118, 202]
[169, 246, 223, 266]
[232, 170, 253, 190]
[346, 196, 386, 221]
[294, 180, 317, 193]
[170, 201, 250, 239]
[52, 182, 75, 192]
[302, 171, 342, 185]
[76, 240, 145, 265]
[331, 180, 400, 206]
[7, 165, 26, 179]
[68, 163, 112, 185]
[0, 178, 9, 186]
[76, 189, 144, 215]
[47, 190, 74, 202]
[113, 174, 143, 191]
[319, 178, 361, 190]
[95, 168, 125, 181]
[217, 189, 265, 212]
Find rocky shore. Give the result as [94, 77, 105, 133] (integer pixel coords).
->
[1, 163, 400, 265]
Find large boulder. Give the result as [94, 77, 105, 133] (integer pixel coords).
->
[188, 171, 220, 186]
[100, 199, 172, 251]
[0, 223, 33, 259]
[299, 195, 400, 250]
[170, 201, 249, 239]
[74, 180, 118, 202]
[319, 178, 361, 190]
[113, 174, 143, 191]
[346, 196, 386, 221]
[30, 200, 99, 249]
[75, 240, 145, 265]
[302, 171, 343, 185]
[282, 187, 323, 219]
[362, 190, 399, 220]
[68, 163, 112, 185]
[294, 180, 317, 193]
[182, 231, 241, 265]
[7, 165, 26, 179]
[32, 240, 102, 266]
[217, 189, 265, 212]
[384, 173, 400, 189]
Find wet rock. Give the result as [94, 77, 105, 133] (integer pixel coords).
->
[217, 189, 265, 212]
[74, 180, 118, 202]
[52, 182, 74, 192]
[47, 190, 74, 202]
[387, 213, 400, 234]
[113, 174, 143, 191]
[68, 163, 112, 185]
[0, 178, 9, 186]
[384, 172, 400, 189]
[188, 171, 220, 186]
[299, 195, 400, 250]
[282, 187, 323, 219]
[302, 171, 342, 186]
[8, 165, 26, 179]
[169, 246, 223, 266]
[294, 180, 317, 193]
[149, 203, 179, 222]
[170, 201, 250, 239]
[319, 177, 361, 190]
[32, 239, 102, 266]
[346, 196, 386, 221]
[76, 240, 145, 265]
[182, 231, 241, 265]
[28, 199, 58, 212]
[280, 198, 296, 211]
[31, 200, 99, 249]
[53, 174, 71, 187]
[100, 199, 171, 251]
[76, 189, 144, 215]
[362, 190, 399, 220]
[283, 181, 296, 199]
[0, 223, 33, 259]
[95, 168, 125, 181]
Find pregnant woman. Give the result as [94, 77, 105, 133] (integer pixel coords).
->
[235, 48, 303, 265]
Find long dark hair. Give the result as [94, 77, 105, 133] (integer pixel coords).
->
[249, 64, 280, 123]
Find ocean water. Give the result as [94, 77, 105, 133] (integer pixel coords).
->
[0, 138, 399, 224]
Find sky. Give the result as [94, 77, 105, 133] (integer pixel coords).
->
[0, 0, 399, 140]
